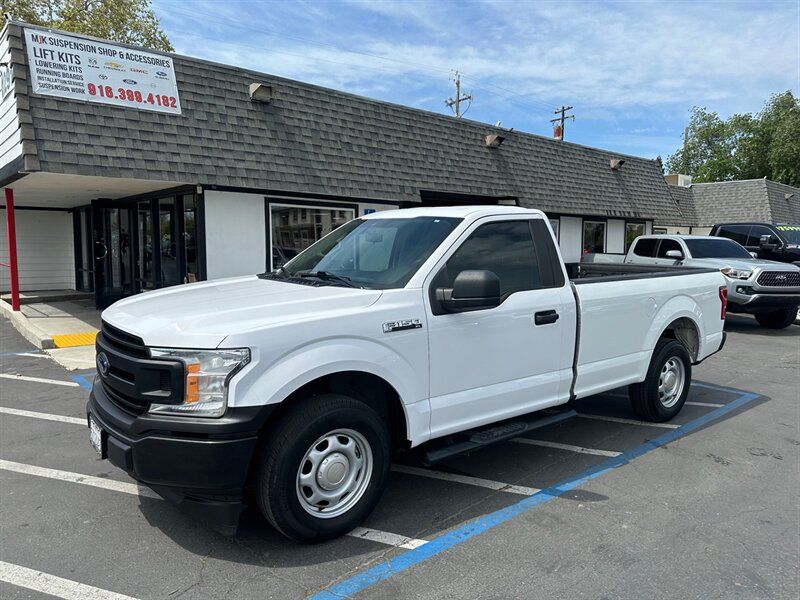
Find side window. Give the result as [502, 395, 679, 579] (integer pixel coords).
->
[633, 238, 657, 257]
[717, 225, 750, 246]
[746, 226, 772, 247]
[445, 221, 541, 296]
[656, 238, 683, 257]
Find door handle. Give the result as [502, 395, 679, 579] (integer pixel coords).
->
[534, 310, 559, 326]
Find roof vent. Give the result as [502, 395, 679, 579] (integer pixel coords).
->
[484, 134, 505, 148]
[610, 158, 626, 170]
[785, 193, 795, 200]
[249, 83, 273, 103]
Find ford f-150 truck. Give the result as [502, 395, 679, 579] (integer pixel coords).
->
[624, 234, 800, 329]
[88, 206, 728, 542]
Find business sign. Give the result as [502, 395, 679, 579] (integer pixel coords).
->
[24, 28, 181, 114]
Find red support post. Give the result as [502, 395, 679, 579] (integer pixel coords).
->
[4, 188, 20, 311]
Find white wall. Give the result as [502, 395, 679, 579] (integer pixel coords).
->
[607, 219, 625, 254]
[559, 216, 582, 263]
[0, 209, 75, 291]
[204, 191, 267, 280]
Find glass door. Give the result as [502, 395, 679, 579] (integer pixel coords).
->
[92, 201, 137, 309]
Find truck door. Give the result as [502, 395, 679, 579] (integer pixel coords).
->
[653, 238, 685, 266]
[625, 237, 658, 264]
[425, 217, 575, 438]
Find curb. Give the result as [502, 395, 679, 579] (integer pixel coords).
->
[0, 300, 55, 349]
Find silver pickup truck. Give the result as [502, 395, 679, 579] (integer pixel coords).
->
[624, 235, 800, 329]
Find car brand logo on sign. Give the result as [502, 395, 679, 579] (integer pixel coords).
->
[122, 78, 137, 85]
[96, 352, 110, 377]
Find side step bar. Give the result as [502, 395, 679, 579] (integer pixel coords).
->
[423, 409, 576, 465]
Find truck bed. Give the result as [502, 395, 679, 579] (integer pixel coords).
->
[567, 262, 719, 283]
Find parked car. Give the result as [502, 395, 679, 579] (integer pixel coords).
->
[625, 234, 800, 329]
[88, 207, 727, 542]
[710, 222, 800, 265]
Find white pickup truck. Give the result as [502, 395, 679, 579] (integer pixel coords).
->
[88, 206, 727, 542]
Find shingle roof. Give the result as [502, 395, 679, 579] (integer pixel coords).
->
[666, 185, 697, 227]
[9, 22, 683, 220]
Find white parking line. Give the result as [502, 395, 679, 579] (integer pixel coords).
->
[348, 527, 428, 549]
[15, 352, 50, 359]
[391, 464, 539, 496]
[0, 373, 79, 387]
[685, 401, 724, 408]
[0, 459, 425, 550]
[576, 413, 680, 429]
[0, 560, 138, 600]
[510, 438, 622, 457]
[0, 460, 162, 500]
[0, 406, 85, 425]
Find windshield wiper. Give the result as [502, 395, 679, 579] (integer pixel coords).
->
[294, 270, 358, 288]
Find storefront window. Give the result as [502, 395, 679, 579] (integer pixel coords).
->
[548, 218, 559, 240]
[137, 202, 154, 289]
[625, 222, 646, 251]
[182, 194, 198, 282]
[270, 204, 355, 269]
[158, 197, 180, 286]
[582, 220, 605, 254]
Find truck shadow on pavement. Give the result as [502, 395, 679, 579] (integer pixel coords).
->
[724, 313, 799, 337]
[134, 382, 766, 570]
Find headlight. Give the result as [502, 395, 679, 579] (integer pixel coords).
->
[721, 268, 752, 280]
[148, 348, 250, 417]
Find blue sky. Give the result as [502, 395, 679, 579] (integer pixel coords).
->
[153, 0, 799, 160]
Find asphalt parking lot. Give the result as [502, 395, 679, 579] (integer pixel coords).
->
[1, 314, 797, 599]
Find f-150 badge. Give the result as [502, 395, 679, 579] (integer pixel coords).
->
[383, 319, 422, 333]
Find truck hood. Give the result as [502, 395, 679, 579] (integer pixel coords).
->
[102, 276, 383, 348]
[687, 257, 799, 271]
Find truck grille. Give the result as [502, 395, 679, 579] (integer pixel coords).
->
[757, 271, 800, 287]
[97, 321, 184, 416]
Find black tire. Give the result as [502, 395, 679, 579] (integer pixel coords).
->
[255, 394, 390, 543]
[754, 307, 797, 329]
[628, 338, 691, 422]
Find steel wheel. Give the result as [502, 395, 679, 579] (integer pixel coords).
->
[296, 428, 373, 519]
[658, 356, 685, 408]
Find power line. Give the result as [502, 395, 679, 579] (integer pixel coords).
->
[550, 105, 575, 140]
[444, 71, 473, 117]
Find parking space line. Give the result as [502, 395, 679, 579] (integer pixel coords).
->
[510, 438, 622, 457]
[0, 459, 162, 500]
[391, 464, 539, 496]
[0, 373, 79, 387]
[0, 406, 85, 425]
[0, 459, 428, 550]
[576, 413, 680, 428]
[313, 386, 760, 599]
[685, 401, 724, 408]
[348, 527, 428, 550]
[15, 352, 50, 359]
[0, 560, 138, 600]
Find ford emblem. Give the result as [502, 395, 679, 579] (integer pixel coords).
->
[96, 352, 110, 377]
[122, 78, 137, 85]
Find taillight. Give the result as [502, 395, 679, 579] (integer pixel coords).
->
[719, 285, 728, 319]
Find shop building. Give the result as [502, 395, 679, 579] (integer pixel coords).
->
[1, 21, 688, 309]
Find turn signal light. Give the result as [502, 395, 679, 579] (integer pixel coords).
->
[719, 285, 728, 319]
[185, 362, 200, 403]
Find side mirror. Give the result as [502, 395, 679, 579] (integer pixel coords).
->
[760, 234, 779, 251]
[749, 252, 758, 259]
[665, 249, 684, 259]
[436, 270, 501, 313]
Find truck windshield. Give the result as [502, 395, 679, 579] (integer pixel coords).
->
[277, 216, 462, 289]
[684, 238, 752, 259]
[776, 225, 800, 244]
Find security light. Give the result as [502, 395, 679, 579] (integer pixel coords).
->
[484, 134, 505, 148]
[249, 83, 273, 104]
[610, 159, 626, 170]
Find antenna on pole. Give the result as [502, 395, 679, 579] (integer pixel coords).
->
[444, 70, 472, 118]
[550, 105, 575, 140]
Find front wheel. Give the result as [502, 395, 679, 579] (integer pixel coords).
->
[255, 394, 390, 543]
[754, 307, 797, 329]
[628, 339, 691, 422]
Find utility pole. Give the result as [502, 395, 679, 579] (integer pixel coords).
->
[550, 105, 575, 140]
[682, 126, 689, 174]
[444, 70, 472, 118]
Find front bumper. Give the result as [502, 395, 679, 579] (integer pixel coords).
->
[87, 377, 274, 534]
[727, 291, 800, 312]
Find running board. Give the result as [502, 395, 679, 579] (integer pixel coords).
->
[422, 410, 577, 465]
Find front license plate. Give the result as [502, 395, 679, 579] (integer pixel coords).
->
[89, 415, 107, 459]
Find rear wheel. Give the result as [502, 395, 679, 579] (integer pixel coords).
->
[629, 339, 691, 422]
[255, 394, 390, 543]
[754, 307, 797, 329]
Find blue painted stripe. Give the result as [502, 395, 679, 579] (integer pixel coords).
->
[312, 387, 759, 599]
[70, 374, 93, 390]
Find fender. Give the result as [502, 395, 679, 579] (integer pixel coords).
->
[645, 294, 705, 361]
[228, 336, 429, 444]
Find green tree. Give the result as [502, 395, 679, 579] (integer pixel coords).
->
[1, 0, 172, 52]
[667, 91, 800, 186]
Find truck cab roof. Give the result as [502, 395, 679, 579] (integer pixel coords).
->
[361, 205, 543, 220]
